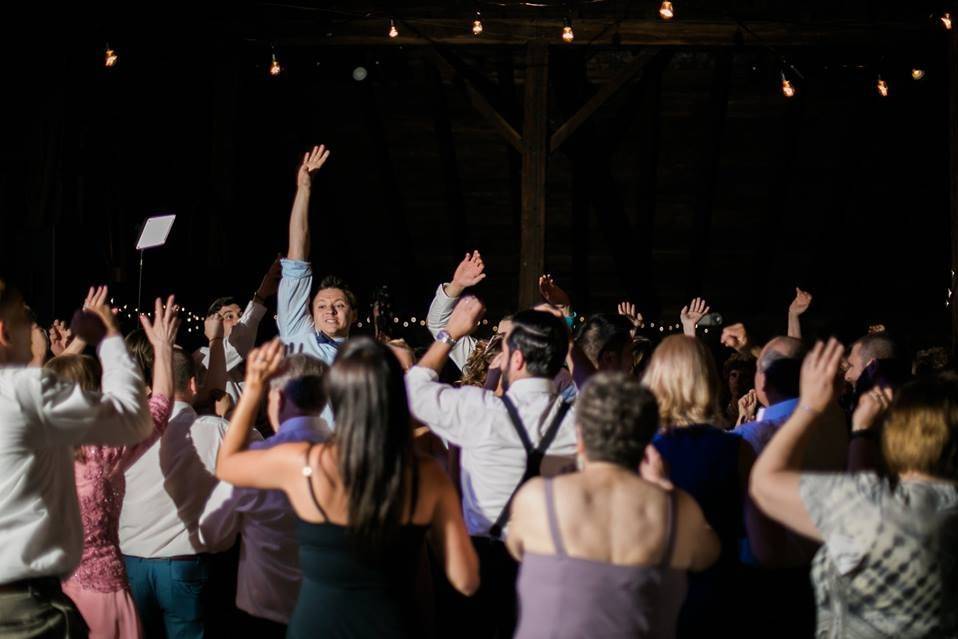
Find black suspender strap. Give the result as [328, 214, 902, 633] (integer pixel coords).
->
[488, 396, 572, 540]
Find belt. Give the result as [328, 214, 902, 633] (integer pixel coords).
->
[0, 576, 61, 594]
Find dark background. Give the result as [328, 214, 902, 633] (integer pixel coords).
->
[1, 2, 953, 353]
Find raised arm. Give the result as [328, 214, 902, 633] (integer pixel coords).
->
[215, 339, 299, 490]
[227, 257, 281, 360]
[680, 297, 710, 338]
[750, 339, 846, 542]
[787, 287, 812, 339]
[288, 145, 330, 262]
[426, 252, 485, 370]
[194, 314, 227, 408]
[38, 286, 152, 447]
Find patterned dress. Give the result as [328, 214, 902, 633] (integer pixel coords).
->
[799, 472, 958, 638]
[61, 395, 173, 639]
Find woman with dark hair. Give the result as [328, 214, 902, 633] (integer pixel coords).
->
[216, 336, 479, 638]
[506, 371, 719, 638]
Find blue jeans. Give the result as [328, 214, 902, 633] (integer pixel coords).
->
[123, 555, 210, 639]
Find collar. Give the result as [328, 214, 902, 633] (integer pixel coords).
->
[171, 400, 197, 420]
[277, 415, 328, 437]
[315, 331, 348, 347]
[505, 377, 556, 397]
[757, 397, 799, 423]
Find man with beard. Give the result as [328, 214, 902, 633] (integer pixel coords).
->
[405, 298, 576, 639]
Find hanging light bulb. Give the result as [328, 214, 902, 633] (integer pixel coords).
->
[562, 18, 574, 43]
[104, 45, 118, 68]
[942, 12, 953, 30]
[269, 52, 281, 76]
[781, 71, 796, 97]
[659, 1, 675, 20]
[911, 68, 926, 80]
[472, 11, 483, 36]
[388, 18, 399, 38]
[876, 76, 889, 97]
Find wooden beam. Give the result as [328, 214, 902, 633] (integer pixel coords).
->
[518, 42, 549, 310]
[690, 50, 733, 293]
[425, 60, 470, 255]
[259, 18, 926, 47]
[427, 48, 523, 153]
[550, 48, 658, 153]
[950, 24, 958, 355]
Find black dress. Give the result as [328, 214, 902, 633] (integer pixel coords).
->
[287, 446, 428, 638]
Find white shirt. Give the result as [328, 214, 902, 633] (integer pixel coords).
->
[198, 416, 331, 624]
[426, 283, 477, 371]
[405, 367, 577, 536]
[0, 336, 152, 583]
[119, 401, 229, 558]
[194, 300, 267, 405]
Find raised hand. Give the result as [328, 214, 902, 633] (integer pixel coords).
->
[48, 320, 73, 357]
[139, 295, 180, 350]
[204, 313, 225, 341]
[255, 256, 283, 301]
[789, 287, 813, 316]
[83, 285, 109, 311]
[680, 297, 710, 336]
[447, 251, 487, 298]
[539, 274, 571, 310]
[737, 389, 758, 425]
[446, 296, 486, 341]
[297, 145, 331, 189]
[244, 338, 286, 388]
[798, 338, 845, 414]
[617, 301, 644, 331]
[29, 323, 49, 367]
[851, 386, 893, 432]
[720, 323, 751, 353]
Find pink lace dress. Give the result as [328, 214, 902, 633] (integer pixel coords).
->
[61, 395, 173, 639]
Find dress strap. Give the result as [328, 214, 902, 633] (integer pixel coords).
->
[659, 490, 678, 568]
[302, 443, 329, 523]
[543, 479, 567, 557]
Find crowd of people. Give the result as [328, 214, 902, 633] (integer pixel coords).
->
[1, 144, 956, 639]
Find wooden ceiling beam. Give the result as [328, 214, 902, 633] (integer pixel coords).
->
[258, 18, 926, 47]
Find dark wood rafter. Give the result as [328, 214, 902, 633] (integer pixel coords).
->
[424, 60, 470, 255]
[690, 50, 733, 293]
[550, 48, 660, 152]
[632, 50, 673, 318]
[518, 42, 549, 310]
[265, 18, 926, 48]
[949, 19, 958, 355]
[427, 48, 522, 152]
[495, 50, 524, 294]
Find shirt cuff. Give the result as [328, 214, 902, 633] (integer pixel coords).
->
[280, 258, 312, 279]
[96, 334, 127, 361]
[437, 283, 458, 300]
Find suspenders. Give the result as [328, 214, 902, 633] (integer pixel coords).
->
[487, 396, 572, 540]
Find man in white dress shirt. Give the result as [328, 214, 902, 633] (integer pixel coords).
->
[120, 349, 230, 639]
[0, 281, 152, 637]
[198, 354, 330, 637]
[406, 297, 577, 639]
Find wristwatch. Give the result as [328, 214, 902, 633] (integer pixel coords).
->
[436, 330, 458, 347]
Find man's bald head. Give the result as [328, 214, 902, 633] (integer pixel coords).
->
[755, 336, 806, 407]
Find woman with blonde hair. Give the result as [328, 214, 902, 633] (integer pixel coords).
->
[642, 335, 756, 638]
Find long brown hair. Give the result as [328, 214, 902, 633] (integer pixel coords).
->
[327, 337, 415, 552]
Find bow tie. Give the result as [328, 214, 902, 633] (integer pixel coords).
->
[315, 332, 340, 349]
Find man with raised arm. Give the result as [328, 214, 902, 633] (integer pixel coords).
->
[277, 146, 357, 370]
[0, 281, 152, 637]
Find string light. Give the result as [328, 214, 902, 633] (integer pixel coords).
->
[104, 45, 118, 68]
[781, 71, 796, 97]
[942, 13, 953, 30]
[911, 68, 926, 80]
[562, 18, 574, 43]
[388, 18, 399, 38]
[472, 11, 483, 36]
[269, 52, 281, 76]
[659, 1, 675, 20]
[876, 76, 889, 97]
